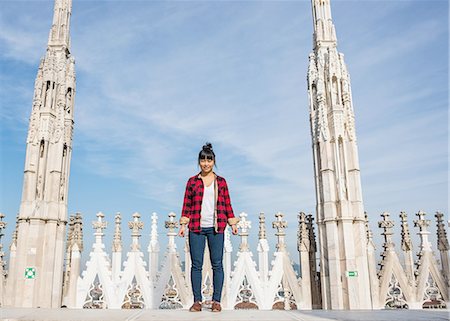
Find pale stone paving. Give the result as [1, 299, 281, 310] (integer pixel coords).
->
[1, 308, 449, 321]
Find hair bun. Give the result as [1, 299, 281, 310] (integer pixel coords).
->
[203, 142, 213, 151]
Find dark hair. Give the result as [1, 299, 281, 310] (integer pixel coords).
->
[198, 142, 215, 164]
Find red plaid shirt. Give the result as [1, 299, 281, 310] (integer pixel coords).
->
[181, 173, 235, 233]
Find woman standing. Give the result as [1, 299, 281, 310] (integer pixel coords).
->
[178, 143, 239, 312]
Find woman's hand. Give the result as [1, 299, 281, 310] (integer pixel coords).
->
[231, 224, 238, 235]
[178, 225, 186, 237]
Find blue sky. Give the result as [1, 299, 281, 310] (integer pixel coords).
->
[0, 0, 448, 262]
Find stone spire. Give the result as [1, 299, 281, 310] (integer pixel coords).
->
[165, 212, 178, 253]
[0, 213, 6, 307]
[399, 211, 415, 284]
[307, 0, 372, 309]
[10, 215, 19, 251]
[66, 214, 75, 251]
[148, 212, 159, 253]
[128, 212, 144, 251]
[311, 0, 337, 49]
[61, 212, 82, 307]
[148, 212, 160, 281]
[298, 212, 310, 252]
[72, 213, 83, 251]
[400, 212, 413, 252]
[257, 212, 269, 284]
[258, 212, 266, 240]
[435, 211, 449, 252]
[306, 214, 321, 309]
[112, 212, 122, 252]
[435, 211, 449, 283]
[379, 212, 395, 250]
[414, 210, 432, 253]
[93, 212, 107, 248]
[7, 0, 76, 308]
[378, 212, 395, 277]
[272, 212, 287, 251]
[237, 212, 251, 252]
[48, 0, 73, 49]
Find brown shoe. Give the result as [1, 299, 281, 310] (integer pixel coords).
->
[211, 301, 222, 312]
[189, 301, 202, 312]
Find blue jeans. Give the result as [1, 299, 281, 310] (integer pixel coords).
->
[189, 227, 224, 303]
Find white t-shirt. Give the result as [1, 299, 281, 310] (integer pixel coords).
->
[200, 182, 215, 228]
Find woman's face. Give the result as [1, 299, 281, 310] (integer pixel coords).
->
[199, 156, 214, 174]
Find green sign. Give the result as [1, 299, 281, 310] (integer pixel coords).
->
[25, 267, 36, 279]
[346, 271, 358, 277]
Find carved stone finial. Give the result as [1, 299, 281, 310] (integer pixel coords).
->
[0, 213, 5, 263]
[11, 214, 19, 249]
[66, 214, 75, 251]
[414, 210, 432, 252]
[92, 212, 107, 247]
[414, 210, 430, 233]
[165, 212, 178, 252]
[148, 212, 160, 253]
[0, 213, 6, 231]
[0, 213, 7, 243]
[129, 212, 144, 235]
[129, 212, 144, 251]
[237, 212, 251, 251]
[306, 214, 317, 252]
[72, 212, 83, 251]
[164, 212, 178, 233]
[435, 211, 449, 251]
[112, 212, 122, 252]
[258, 212, 266, 240]
[93, 212, 107, 234]
[298, 212, 310, 252]
[150, 212, 158, 243]
[273, 212, 288, 251]
[379, 212, 395, 251]
[238, 212, 251, 236]
[399, 211, 412, 252]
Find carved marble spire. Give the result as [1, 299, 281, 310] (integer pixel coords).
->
[237, 212, 251, 252]
[0, 213, 6, 273]
[10, 215, 18, 250]
[400, 211, 413, 252]
[298, 212, 310, 252]
[398, 211, 415, 285]
[307, 0, 371, 309]
[165, 212, 178, 253]
[93, 212, 107, 247]
[148, 212, 159, 252]
[112, 212, 122, 252]
[48, 0, 72, 48]
[66, 214, 75, 251]
[10, 0, 77, 307]
[72, 212, 83, 251]
[128, 212, 144, 251]
[364, 212, 373, 243]
[435, 211, 450, 284]
[435, 211, 449, 252]
[258, 212, 266, 240]
[414, 210, 432, 253]
[306, 214, 317, 254]
[311, 0, 337, 48]
[223, 225, 232, 252]
[378, 212, 395, 278]
[379, 212, 395, 251]
[273, 212, 287, 251]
